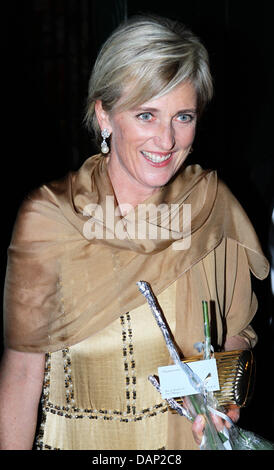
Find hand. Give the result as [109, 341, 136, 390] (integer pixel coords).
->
[192, 405, 240, 446]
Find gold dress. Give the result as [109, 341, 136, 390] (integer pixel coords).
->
[34, 239, 258, 450]
[3, 155, 268, 450]
[35, 283, 177, 450]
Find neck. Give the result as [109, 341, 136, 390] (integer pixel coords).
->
[107, 161, 159, 216]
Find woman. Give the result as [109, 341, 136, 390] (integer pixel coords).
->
[0, 15, 269, 450]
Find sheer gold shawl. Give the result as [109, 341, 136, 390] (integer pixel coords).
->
[3, 154, 269, 352]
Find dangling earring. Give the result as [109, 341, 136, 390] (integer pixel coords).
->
[101, 128, 110, 154]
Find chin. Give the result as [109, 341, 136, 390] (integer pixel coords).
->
[144, 175, 174, 189]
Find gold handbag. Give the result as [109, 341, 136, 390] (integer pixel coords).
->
[170, 349, 255, 410]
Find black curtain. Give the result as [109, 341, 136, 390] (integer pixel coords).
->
[0, 0, 127, 348]
[1, 0, 273, 442]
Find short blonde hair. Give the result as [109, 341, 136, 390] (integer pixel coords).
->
[84, 15, 213, 145]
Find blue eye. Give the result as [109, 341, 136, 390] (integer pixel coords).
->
[177, 113, 193, 122]
[137, 112, 153, 121]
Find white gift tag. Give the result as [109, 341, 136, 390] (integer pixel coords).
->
[158, 358, 220, 399]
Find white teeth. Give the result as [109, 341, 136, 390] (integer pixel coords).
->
[141, 151, 171, 163]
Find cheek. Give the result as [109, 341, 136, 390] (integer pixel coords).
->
[112, 122, 148, 152]
[189, 125, 197, 141]
[111, 117, 134, 147]
[177, 126, 196, 147]
[112, 122, 125, 141]
[110, 124, 127, 154]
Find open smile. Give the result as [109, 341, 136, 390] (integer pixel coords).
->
[141, 151, 172, 164]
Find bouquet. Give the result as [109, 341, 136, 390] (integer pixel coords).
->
[137, 281, 274, 450]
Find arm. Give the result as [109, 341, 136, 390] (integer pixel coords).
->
[0, 348, 45, 450]
[224, 334, 250, 351]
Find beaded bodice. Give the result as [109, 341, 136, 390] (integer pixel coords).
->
[35, 283, 176, 450]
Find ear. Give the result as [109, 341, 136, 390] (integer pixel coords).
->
[94, 100, 112, 134]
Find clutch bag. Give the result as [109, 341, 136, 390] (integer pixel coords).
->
[170, 349, 255, 410]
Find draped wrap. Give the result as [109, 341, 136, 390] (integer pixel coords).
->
[3, 154, 269, 352]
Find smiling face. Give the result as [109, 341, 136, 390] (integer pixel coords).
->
[95, 81, 197, 206]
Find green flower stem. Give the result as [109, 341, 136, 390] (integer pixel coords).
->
[185, 393, 226, 449]
[202, 300, 211, 360]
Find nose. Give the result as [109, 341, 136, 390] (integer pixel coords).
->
[154, 122, 175, 151]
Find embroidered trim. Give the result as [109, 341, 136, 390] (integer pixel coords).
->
[35, 315, 168, 449]
[63, 348, 74, 405]
[120, 313, 136, 415]
[35, 352, 51, 450]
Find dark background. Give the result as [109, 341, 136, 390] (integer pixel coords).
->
[1, 0, 273, 442]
